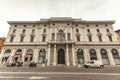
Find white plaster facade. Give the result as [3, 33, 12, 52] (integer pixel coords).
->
[0, 17, 120, 67]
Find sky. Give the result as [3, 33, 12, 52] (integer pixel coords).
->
[0, 0, 120, 37]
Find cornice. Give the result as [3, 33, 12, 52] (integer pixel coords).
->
[7, 17, 115, 25]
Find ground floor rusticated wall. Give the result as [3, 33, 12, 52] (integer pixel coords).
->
[0, 44, 120, 67]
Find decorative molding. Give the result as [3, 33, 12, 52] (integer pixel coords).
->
[20, 33, 26, 36]
[30, 33, 36, 37]
[106, 33, 112, 36]
[87, 33, 92, 36]
[96, 33, 102, 36]
[10, 33, 16, 36]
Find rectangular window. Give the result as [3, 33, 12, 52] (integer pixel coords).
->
[23, 29, 26, 33]
[98, 36, 102, 42]
[52, 33, 55, 40]
[88, 36, 92, 42]
[97, 29, 100, 32]
[10, 36, 14, 42]
[106, 29, 109, 32]
[108, 36, 113, 41]
[30, 36, 34, 42]
[20, 36, 24, 42]
[87, 29, 90, 32]
[77, 36, 80, 41]
[32, 29, 35, 33]
[76, 29, 79, 32]
[67, 33, 71, 40]
[13, 29, 16, 33]
[43, 29, 46, 33]
[42, 36, 46, 42]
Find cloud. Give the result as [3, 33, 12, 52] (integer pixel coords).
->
[0, 0, 120, 37]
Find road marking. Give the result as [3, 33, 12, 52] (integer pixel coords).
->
[0, 72, 120, 76]
[0, 76, 28, 79]
[29, 76, 49, 79]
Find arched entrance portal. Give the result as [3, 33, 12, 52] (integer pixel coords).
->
[58, 48, 65, 64]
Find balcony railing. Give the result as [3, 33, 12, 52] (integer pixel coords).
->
[4, 41, 119, 46]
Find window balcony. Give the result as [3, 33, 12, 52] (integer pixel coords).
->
[48, 40, 75, 44]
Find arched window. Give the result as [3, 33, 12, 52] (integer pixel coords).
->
[101, 49, 108, 58]
[38, 49, 46, 64]
[14, 49, 22, 62]
[76, 48, 84, 64]
[100, 49, 109, 65]
[25, 49, 33, 62]
[111, 49, 120, 65]
[2, 49, 11, 63]
[111, 49, 119, 57]
[16, 49, 22, 53]
[89, 49, 97, 60]
[27, 49, 33, 54]
[57, 30, 65, 41]
[5, 49, 11, 53]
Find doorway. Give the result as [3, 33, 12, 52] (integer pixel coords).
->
[58, 48, 65, 64]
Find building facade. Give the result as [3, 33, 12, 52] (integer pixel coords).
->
[115, 29, 120, 43]
[0, 17, 120, 66]
[0, 37, 6, 54]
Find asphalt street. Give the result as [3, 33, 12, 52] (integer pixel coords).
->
[0, 65, 120, 80]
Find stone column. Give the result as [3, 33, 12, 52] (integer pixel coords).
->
[22, 48, 26, 64]
[66, 44, 70, 66]
[84, 48, 89, 63]
[107, 48, 115, 65]
[72, 44, 76, 66]
[96, 48, 102, 60]
[53, 44, 56, 66]
[9, 48, 15, 63]
[11, 48, 15, 56]
[47, 44, 51, 66]
[34, 48, 39, 63]
[0, 49, 5, 64]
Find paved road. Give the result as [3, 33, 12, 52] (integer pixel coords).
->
[0, 72, 120, 80]
[0, 66, 120, 80]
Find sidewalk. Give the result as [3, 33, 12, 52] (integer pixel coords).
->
[0, 65, 120, 73]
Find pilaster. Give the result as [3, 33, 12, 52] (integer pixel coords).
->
[96, 48, 102, 60]
[72, 44, 76, 66]
[22, 48, 26, 64]
[34, 48, 39, 63]
[53, 44, 57, 66]
[107, 48, 115, 65]
[66, 44, 70, 66]
[9, 48, 15, 63]
[49, 27, 52, 40]
[55, 28, 57, 41]
[84, 48, 89, 63]
[47, 44, 51, 66]
[0, 49, 5, 64]
[65, 27, 68, 41]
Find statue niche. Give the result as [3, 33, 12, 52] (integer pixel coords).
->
[57, 30, 65, 41]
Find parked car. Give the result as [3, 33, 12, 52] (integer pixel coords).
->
[6, 62, 16, 67]
[16, 62, 23, 67]
[6, 62, 23, 67]
[29, 61, 37, 67]
[84, 60, 104, 68]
